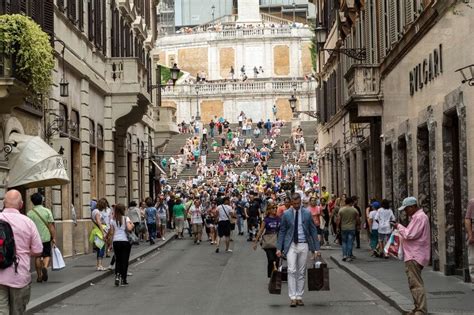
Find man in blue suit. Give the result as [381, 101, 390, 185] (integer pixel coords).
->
[277, 193, 320, 307]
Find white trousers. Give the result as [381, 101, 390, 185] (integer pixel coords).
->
[287, 242, 309, 300]
[469, 242, 474, 282]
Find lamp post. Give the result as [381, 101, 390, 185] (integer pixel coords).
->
[151, 62, 180, 107]
[54, 39, 69, 97]
[195, 85, 201, 121]
[211, 4, 215, 21]
[292, 0, 296, 23]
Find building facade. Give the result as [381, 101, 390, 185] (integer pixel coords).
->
[316, 0, 473, 281]
[154, 23, 316, 133]
[0, 0, 159, 257]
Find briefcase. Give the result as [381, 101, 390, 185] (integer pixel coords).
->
[307, 257, 330, 291]
[268, 262, 282, 294]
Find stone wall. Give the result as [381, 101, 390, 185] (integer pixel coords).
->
[178, 47, 209, 77]
[273, 45, 290, 76]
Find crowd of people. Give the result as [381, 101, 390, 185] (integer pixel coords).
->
[176, 21, 310, 35]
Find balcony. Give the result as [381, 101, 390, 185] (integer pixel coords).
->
[0, 53, 28, 114]
[107, 57, 151, 130]
[344, 64, 382, 122]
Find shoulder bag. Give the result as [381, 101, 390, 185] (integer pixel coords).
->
[124, 217, 139, 245]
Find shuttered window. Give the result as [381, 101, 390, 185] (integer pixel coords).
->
[388, 0, 397, 46]
[19, 0, 26, 14]
[364, 0, 377, 64]
[78, 0, 84, 31]
[94, 0, 101, 49]
[102, 0, 106, 55]
[31, 0, 43, 26]
[57, 0, 64, 11]
[43, 0, 55, 37]
[88, 0, 94, 41]
[145, 0, 150, 26]
[68, 0, 77, 24]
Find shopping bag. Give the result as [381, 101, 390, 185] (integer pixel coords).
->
[268, 261, 282, 294]
[383, 229, 404, 260]
[307, 257, 330, 291]
[52, 246, 66, 271]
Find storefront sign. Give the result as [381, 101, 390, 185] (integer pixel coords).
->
[409, 44, 443, 96]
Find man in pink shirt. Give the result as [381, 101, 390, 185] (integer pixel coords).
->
[396, 196, 430, 315]
[0, 189, 43, 314]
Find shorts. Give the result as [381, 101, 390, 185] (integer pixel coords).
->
[192, 223, 203, 234]
[159, 217, 167, 226]
[247, 217, 258, 228]
[378, 233, 390, 242]
[41, 241, 52, 258]
[217, 221, 231, 237]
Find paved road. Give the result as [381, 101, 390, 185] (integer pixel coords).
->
[40, 235, 399, 315]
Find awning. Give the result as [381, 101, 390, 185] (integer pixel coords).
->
[7, 133, 70, 188]
[150, 159, 166, 175]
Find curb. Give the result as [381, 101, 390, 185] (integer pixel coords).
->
[26, 233, 177, 314]
[330, 255, 412, 314]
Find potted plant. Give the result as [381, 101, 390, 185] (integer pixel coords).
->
[0, 14, 54, 95]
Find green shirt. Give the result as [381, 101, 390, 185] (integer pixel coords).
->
[27, 205, 54, 242]
[338, 206, 359, 231]
[173, 204, 186, 218]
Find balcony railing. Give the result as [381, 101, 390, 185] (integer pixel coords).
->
[162, 80, 315, 97]
[344, 64, 380, 101]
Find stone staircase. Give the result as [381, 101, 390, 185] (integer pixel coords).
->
[160, 122, 315, 188]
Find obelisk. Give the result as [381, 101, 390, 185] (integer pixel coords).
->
[237, 0, 261, 23]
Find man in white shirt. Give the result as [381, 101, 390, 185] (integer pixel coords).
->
[216, 197, 234, 253]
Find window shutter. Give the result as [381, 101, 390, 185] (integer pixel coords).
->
[388, 0, 397, 47]
[10, 0, 20, 13]
[31, 0, 43, 26]
[364, 0, 372, 64]
[57, 0, 64, 11]
[88, 0, 94, 41]
[405, 0, 414, 25]
[68, 0, 77, 23]
[43, 0, 55, 37]
[102, 0, 106, 54]
[145, 0, 150, 26]
[19, 0, 26, 14]
[78, 0, 84, 31]
[378, 0, 385, 59]
[94, 0, 101, 48]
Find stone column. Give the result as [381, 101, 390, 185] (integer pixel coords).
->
[80, 79, 91, 218]
[104, 96, 116, 205]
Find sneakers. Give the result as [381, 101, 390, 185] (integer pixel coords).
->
[127, 272, 133, 276]
[225, 249, 233, 253]
[120, 280, 129, 286]
[290, 300, 297, 307]
[96, 266, 107, 271]
[115, 274, 120, 286]
[342, 257, 347, 262]
[215, 248, 219, 253]
[107, 265, 114, 271]
[162, 237, 166, 241]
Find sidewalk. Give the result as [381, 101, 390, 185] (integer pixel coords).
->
[330, 247, 474, 315]
[26, 233, 176, 314]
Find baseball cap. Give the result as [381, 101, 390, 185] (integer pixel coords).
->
[398, 197, 417, 211]
[371, 201, 380, 209]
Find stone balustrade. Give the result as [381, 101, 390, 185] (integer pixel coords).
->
[161, 80, 316, 97]
[157, 27, 312, 45]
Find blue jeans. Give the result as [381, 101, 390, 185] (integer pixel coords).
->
[341, 230, 355, 258]
[237, 215, 244, 234]
[147, 223, 156, 241]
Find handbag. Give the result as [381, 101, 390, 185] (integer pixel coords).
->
[307, 257, 330, 291]
[52, 246, 66, 271]
[260, 233, 277, 249]
[268, 261, 282, 294]
[124, 217, 139, 245]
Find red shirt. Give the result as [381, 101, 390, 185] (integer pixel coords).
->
[309, 206, 321, 226]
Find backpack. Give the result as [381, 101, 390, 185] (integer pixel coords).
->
[0, 219, 19, 272]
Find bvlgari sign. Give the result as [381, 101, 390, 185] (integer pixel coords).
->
[409, 44, 443, 96]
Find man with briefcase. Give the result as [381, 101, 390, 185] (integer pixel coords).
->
[276, 193, 321, 307]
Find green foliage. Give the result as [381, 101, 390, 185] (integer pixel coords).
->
[0, 14, 54, 94]
[309, 23, 317, 72]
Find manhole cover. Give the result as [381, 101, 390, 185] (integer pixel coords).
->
[429, 291, 465, 296]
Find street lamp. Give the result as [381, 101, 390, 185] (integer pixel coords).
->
[292, 0, 296, 23]
[289, 94, 298, 112]
[315, 25, 327, 46]
[195, 85, 201, 121]
[54, 39, 69, 97]
[211, 4, 215, 21]
[455, 64, 474, 86]
[151, 63, 180, 106]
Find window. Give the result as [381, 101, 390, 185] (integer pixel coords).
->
[89, 119, 95, 145]
[97, 124, 104, 149]
[67, 0, 77, 24]
[70, 110, 80, 138]
[78, 0, 84, 30]
[59, 103, 68, 134]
